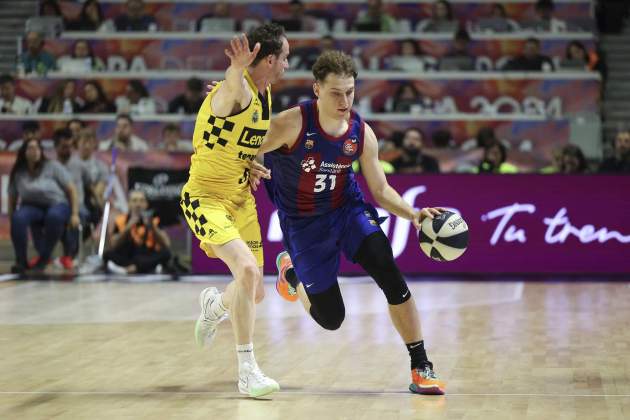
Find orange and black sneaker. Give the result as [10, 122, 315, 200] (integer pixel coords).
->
[275, 251, 299, 302]
[409, 365, 445, 395]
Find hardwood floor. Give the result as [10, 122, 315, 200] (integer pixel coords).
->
[0, 278, 629, 419]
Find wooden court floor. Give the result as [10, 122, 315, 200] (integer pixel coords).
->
[0, 277, 629, 419]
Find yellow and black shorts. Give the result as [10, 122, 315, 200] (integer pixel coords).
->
[180, 186, 263, 267]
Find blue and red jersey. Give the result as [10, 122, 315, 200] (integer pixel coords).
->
[264, 99, 366, 217]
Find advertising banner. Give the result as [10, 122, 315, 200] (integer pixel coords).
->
[192, 175, 630, 274]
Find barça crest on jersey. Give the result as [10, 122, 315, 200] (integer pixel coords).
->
[343, 138, 358, 156]
[252, 110, 259, 123]
[305, 139, 314, 150]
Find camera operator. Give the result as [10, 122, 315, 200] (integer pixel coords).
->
[104, 189, 172, 274]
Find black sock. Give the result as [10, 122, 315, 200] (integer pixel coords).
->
[406, 340, 430, 370]
[285, 267, 300, 288]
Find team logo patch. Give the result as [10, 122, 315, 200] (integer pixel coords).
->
[343, 138, 358, 156]
[305, 139, 314, 150]
[252, 110, 259, 123]
[301, 156, 317, 173]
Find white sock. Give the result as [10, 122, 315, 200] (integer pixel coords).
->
[209, 293, 227, 317]
[236, 343, 257, 372]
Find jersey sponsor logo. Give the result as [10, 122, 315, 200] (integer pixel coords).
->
[304, 139, 314, 150]
[237, 127, 267, 149]
[319, 161, 351, 174]
[238, 151, 257, 161]
[343, 138, 358, 156]
[301, 156, 317, 173]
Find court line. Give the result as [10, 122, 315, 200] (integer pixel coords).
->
[0, 391, 629, 398]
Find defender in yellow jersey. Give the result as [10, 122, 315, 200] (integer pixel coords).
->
[180, 24, 289, 398]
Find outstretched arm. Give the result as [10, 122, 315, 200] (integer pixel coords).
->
[211, 34, 261, 117]
[249, 107, 303, 191]
[359, 123, 442, 229]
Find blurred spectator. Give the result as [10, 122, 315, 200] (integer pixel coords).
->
[168, 78, 204, 114]
[39, 0, 65, 26]
[392, 128, 440, 173]
[599, 130, 630, 173]
[66, 118, 85, 148]
[475, 142, 518, 173]
[196, 1, 237, 32]
[432, 129, 455, 148]
[503, 38, 554, 71]
[7, 121, 41, 152]
[80, 80, 115, 113]
[0, 74, 33, 114]
[160, 123, 192, 152]
[390, 39, 426, 72]
[475, 3, 520, 32]
[353, 0, 397, 32]
[22, 31, 57, 75]
[72, 40, 106, 71]
[8, 139, 79, 274]
[104, 189, 172, 275]
[273, 0, 318, 32]
[67, 0, 110, 32]
[77, 127, 108, 220]
[527, 0, 567, 32]
[439, 28, 475, 70]
[417, 0, 457, 33]
[391, 82, 423, 113]
[99, 114, 149, 151]
[114, 0, 157, 32]
[115, 80, 156, 115]
[563, 40, 607, 78]
[53, 128, 92, 268]
[460, 126, 500, 151]
[39, 80, 83, 114]
[558, 144, 587, 174]
[321, 35, 337, 52]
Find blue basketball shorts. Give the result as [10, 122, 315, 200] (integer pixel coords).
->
[278, 200, 383, 295]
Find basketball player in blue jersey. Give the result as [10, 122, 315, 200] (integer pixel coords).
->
[253, 50, 446, 395]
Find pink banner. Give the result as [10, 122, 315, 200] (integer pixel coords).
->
[192, 175, 630, 274]
[59, 2, 592, 31]
[44, 38, 596, 71]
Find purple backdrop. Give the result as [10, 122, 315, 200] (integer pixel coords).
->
[192, 175, 630, 275]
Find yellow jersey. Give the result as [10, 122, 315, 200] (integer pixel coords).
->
[186, 71, 271, 198]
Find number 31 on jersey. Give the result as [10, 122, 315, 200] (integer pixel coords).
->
[314, 174, 336, 192]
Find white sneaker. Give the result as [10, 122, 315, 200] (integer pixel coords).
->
[194, 287, 228, 348]
[107, 260, 127, 275]
[238, 362, 280, 398]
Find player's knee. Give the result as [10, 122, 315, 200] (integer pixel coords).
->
[310, 305, 345, 330]
[236, 261, 259, 292]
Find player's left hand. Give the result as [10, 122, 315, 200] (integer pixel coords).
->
[412, 207, 446, 231]
[249, 160, 271, 192]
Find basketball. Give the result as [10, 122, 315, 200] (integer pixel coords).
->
[419, 211, 469, 262]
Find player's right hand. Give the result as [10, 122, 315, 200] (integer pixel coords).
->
[249, 160, 271, 192]
[225, 34, 261, 70]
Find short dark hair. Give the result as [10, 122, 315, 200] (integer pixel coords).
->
[67, 118, 85, 129]
[53, 128, 73, 146]
[0, 73, 14, 85]
[186, 77, 203, 92]
[162, 123, 180, 133]
[312, 50, 358, 82]
[526, 37, 541, 47]
[247, 23, 286, 67]
[22, 121, 40, 134]
[535, 0, 554, 11]
[116, 113, 133, 124]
